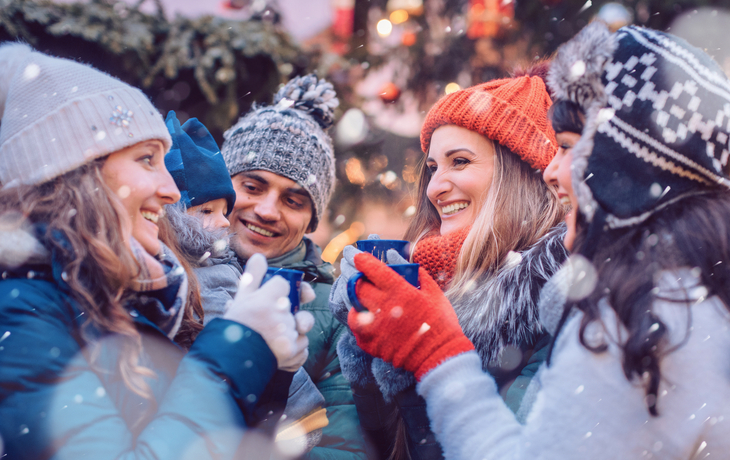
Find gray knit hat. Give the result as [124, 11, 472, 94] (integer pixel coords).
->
[0, 43, 170, 188]
[221, 74, 339, 232]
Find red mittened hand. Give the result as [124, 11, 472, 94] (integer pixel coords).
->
[347, 252, 475, 381]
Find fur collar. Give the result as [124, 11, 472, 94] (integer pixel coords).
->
[450, 223, 568, 366]
[337, 224, 568, 400]
[164, 203, 233, 267]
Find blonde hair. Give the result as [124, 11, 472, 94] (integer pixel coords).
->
[405, 142, 564, 299]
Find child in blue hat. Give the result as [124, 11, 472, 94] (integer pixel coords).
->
[163, 110, 242, 322]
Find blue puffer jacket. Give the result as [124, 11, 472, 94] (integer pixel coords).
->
[0, 248, 277, 458]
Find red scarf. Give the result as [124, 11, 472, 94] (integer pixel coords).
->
[412, 227, 470, 291]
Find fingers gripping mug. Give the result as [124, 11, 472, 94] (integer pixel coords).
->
[262, 267, 304, 313]
[347, 263, 420, 312]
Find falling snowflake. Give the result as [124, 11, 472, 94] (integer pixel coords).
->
[570, 60, 586, 81]
[23, 64, 40, 80]
[224, 324, 244, 343]
[109, 106, 134, 127]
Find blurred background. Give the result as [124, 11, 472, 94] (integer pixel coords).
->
[2, 0, 729, 265]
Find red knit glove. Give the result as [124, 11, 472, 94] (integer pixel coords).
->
[347, 252, 475, 381]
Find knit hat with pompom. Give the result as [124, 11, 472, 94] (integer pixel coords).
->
[0, 42, 170, 188]
[221, 74, 338, 232]
[420, 63, 557, 171]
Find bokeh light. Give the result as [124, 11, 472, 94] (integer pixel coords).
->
[377, 19, 393, 37]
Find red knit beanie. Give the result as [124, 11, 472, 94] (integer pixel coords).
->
[420, 71, 557, 171]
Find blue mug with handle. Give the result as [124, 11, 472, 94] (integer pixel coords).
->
[262, 267, 304, 313]
[347, 263, 420, 312]
[356, 239, 410, 263]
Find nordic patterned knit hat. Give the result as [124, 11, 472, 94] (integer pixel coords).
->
[547, 22, 730, 237]
[0, 42, 170, 188]
[420, 69, 557, 171]
[221, 74, 339, 232]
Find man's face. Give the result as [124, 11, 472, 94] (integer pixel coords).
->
[229, 170, 313, 260]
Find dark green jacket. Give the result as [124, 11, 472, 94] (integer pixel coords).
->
[257, 237, 372, 460]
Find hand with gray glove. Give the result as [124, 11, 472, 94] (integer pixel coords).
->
[225, 254, 314, 372]
[328, 234, 381, 326]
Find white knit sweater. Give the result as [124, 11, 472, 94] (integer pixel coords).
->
[418, 268, 730, 459]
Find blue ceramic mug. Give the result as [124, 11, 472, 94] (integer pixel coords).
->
[347, 263, 420, 312]
[356, 239, 410, 263]
[262, 267, 304, 313]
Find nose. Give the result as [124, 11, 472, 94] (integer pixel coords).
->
[426, 169, 452, 203]
[542, 153, 560, 186]
[254, 191, 281, 223]
[217, 214, 231, 229]
[158, 167, 181, 204]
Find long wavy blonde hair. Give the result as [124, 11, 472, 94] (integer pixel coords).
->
[0, 160, 200, 400]
[405, 141, 564, 299]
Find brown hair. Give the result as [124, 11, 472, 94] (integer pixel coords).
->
[0, 160, 199, 398]
[405, 141, 564, 298]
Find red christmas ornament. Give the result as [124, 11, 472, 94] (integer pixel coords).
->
[402, 31, 417, 47]
[379, 82, 401, 103]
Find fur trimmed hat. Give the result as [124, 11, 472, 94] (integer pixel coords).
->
[221, 74, 339, 232]
[0, 43, 170, 188]
[547, 22, 730, 234]
[420, 71, 557, 171]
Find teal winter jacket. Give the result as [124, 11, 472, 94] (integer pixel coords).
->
[0, 245, 277, 459]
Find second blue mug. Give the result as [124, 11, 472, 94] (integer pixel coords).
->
[347, 263, 420, 312]
[262, 267, 304, 313]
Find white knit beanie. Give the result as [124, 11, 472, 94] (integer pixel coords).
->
[0, 43, 171, 187]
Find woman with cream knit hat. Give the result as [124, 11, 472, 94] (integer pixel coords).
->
[0, 43, 311, 459]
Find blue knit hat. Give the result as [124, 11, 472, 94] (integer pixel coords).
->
[164, 111, 236, 216]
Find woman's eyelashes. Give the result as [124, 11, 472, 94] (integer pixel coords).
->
[138, 154, 154, 166]
[427, 157, 470, 174]
[452, 157, 470, 167]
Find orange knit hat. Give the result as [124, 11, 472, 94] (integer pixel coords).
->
[420, 72, 557, 171]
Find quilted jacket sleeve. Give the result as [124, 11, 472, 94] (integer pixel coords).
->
[0, 279, 277, 460]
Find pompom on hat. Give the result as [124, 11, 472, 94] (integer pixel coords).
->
[221, 74, 339, 232]
[547, 22, 730, 243]
[420, 67, 558, 171]
[0, 43, 170, 188]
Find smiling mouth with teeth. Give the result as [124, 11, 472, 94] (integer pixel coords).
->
[441, 202, 469, 216]
[141, 211, 160, 224]
[559, 196, 572, 206]
[246, 222, 275, 237]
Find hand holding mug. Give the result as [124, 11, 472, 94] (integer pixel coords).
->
[224, 254, 312, 372]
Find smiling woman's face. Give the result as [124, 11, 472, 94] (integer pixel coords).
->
[101, 140, 180, 256]
[543, 131, 581, 250]
[426, 125, 496, 235]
